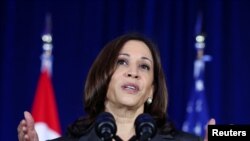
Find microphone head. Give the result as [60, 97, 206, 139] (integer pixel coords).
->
[135, 113, 157, 141]
[95, 112, 117, 141]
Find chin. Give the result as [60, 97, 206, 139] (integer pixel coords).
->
[119, 99, 140, 107]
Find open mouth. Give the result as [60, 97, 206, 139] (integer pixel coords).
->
[121, 83, 139, 94]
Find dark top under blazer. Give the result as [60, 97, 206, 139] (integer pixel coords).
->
[49, 123, 203, 141]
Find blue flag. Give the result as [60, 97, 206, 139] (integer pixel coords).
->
[182, 58, 209, 137]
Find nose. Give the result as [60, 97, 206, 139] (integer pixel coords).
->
[126, 65, 139, 79]
[127, 72, 139, 79]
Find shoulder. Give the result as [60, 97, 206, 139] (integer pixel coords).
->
[174, 131, 203, 141]
[47, 136, 79, 141]
[154, 130, 203, 141]
[48, 123, 100, 141]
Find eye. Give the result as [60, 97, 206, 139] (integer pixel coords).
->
[117, 59, 127, 65]
[140, 64, 150, 70]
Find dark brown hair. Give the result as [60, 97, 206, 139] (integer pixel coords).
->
[67, 33, 174, 137]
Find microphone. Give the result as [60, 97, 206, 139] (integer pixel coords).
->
[95, 112, 117, 141]
[135, 113, 157, 141]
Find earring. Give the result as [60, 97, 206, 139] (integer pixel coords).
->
[147, 97, 152, 104]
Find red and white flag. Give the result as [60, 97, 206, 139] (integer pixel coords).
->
[31, 68, 61, 141]
[31, 15, 61, 140]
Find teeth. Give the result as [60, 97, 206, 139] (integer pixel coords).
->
[126, 85, 136, 90]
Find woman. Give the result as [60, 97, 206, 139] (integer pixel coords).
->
[18, 33, 214, 141]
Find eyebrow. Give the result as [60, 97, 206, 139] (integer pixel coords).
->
[119, 53, 153, 63]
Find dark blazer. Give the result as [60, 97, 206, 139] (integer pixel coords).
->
[49, 124, 203, 141]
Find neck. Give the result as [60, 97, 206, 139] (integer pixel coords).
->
[104, 102, 144, 140]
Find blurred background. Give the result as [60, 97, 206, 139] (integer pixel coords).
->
[1, 0, 250, 140]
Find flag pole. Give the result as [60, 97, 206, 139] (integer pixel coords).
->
[41, 13, 53, 75]
[31, 13, 61, 141]
[182, 12, 211, 137]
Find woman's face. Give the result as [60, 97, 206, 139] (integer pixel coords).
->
[106, 40, 154, 110]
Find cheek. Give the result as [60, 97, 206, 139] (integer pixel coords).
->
[110, 68, 124, 81]
[106, 91, 112, 101]
[144, 76, 154, 90]
[145, 85, 154, 97]
[106, 74, 120, 97]
[143, 77, 154, 97]
[107, 79, 115, 94]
